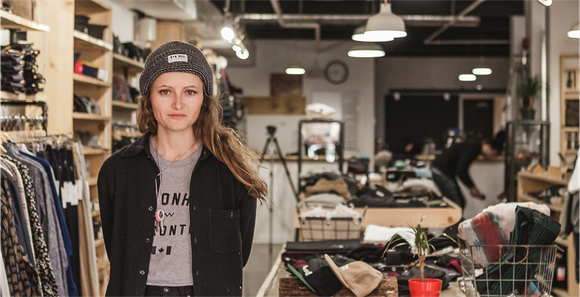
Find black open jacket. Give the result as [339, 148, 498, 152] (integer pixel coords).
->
[97, 132, 257, 296]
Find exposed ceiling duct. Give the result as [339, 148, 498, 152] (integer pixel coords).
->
[239, 13, 480, 28]
[269, 0, 321, 44]
[423, 0, 493, 45]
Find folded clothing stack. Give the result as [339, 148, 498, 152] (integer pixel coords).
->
[1, 43, 45, 95]
[74, 95, 101, 114]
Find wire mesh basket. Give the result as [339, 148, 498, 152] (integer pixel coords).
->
[298, 210, 365, 242]
[459, 243, 557, 297]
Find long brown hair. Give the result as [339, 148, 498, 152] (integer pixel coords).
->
[137, 89, 268, 202]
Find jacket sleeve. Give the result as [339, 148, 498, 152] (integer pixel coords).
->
[235, 180, 257, 267]
[97, 159, 115, 258]
[455, 143, 480, 189]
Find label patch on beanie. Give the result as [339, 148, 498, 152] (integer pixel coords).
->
[168, 54, 188, 63]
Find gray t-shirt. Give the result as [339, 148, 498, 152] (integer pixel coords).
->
[147, 140, 202, 286]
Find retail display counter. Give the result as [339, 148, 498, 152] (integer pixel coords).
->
[257, 244, 461, 297]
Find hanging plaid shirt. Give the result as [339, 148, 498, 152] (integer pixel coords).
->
[3, 155, 59, 296]
[1, 173, 40, 297]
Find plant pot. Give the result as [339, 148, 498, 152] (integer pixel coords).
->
[521, 109, 536, 120]
[409, 278, 442, 297]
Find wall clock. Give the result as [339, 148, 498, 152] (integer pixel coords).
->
[324, 60, 349, 85]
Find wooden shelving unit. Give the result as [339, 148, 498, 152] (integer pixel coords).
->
[73, 30, 113, 51]
[0, 91, 48, 102]
[73, 1, 112, 295]
[0, 10, 50, 32]
[73, 112, 110, 121]
[112, 101, 139, 110]
[560, 55, 579, 163]
[73, 73, 111, 87]
[113, 53, 144, 71]
[83, 147, 107, 155]
[111, 47, 143, 151]
[517, 172, 578, 296]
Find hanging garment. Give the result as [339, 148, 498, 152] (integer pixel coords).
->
[0, 246, 11, 297]
[2, 154, 59, 296]
[17, 148, 69, 296]
[72, 143, 99, 297]
[1, 173, 41, 296]
[0, 165, 36, 267]
[29, 150, 78, 296]
[51, 146, 82, 295]
[0, 158, 35, 264]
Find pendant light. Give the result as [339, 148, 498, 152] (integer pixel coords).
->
[286, 34, 305, 75]
[235, 48, 249, 60]
[568, 22, 580, 39]
[347, 44, 385, 58]
[365, 0, 407, 40]
[221, 26, 235, 42]
[472, 56, 492, 75]
[458, 74, 477, 82]
[351, 26, 394, 42]
[285, 65, 306, 75]
[471, 33, 492, 76]
[537, 0, 552, 6]
[472, 67, 492, 75]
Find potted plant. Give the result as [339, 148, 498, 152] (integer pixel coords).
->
[382, 216, 443, 297]
[517, 76, 541, 120]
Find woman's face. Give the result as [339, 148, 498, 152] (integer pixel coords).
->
[150, 72, 204, 136]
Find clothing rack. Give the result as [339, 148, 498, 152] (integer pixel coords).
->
[0, 100, 48, 131]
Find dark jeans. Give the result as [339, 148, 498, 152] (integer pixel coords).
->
[144, 285, 194, 297]
[431, 168, 466, 210]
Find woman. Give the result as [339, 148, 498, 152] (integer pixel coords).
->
[97, 41, 267, 296]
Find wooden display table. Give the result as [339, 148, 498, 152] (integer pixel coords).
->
[293, 197, 462, 237]
[279, 272, 397, 297]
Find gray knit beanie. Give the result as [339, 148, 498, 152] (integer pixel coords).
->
[139, 41, 213, 96]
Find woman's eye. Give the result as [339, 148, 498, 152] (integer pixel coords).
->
[186, 90, 197, 96]
[159, 89, 170, 95]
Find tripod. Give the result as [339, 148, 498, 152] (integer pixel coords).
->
[260, 126, 299, 255]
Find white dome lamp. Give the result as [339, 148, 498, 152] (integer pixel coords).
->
[568, 22, 580, 39]
[365, 1, 407, 40]
[347, 43, 386, 58]
[537, 0, 552, 6]
[352, 26, 394, 42]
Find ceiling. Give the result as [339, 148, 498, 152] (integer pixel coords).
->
[207, 0, 524, 57]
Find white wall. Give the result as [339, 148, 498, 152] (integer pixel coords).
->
[100, 0, 136, 42]
[374, 57, 510, 144]
[226, 40, 375, 159]
[549, 0, 579, 166]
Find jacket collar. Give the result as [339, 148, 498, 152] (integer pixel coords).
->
[120, 132, 211, 161]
